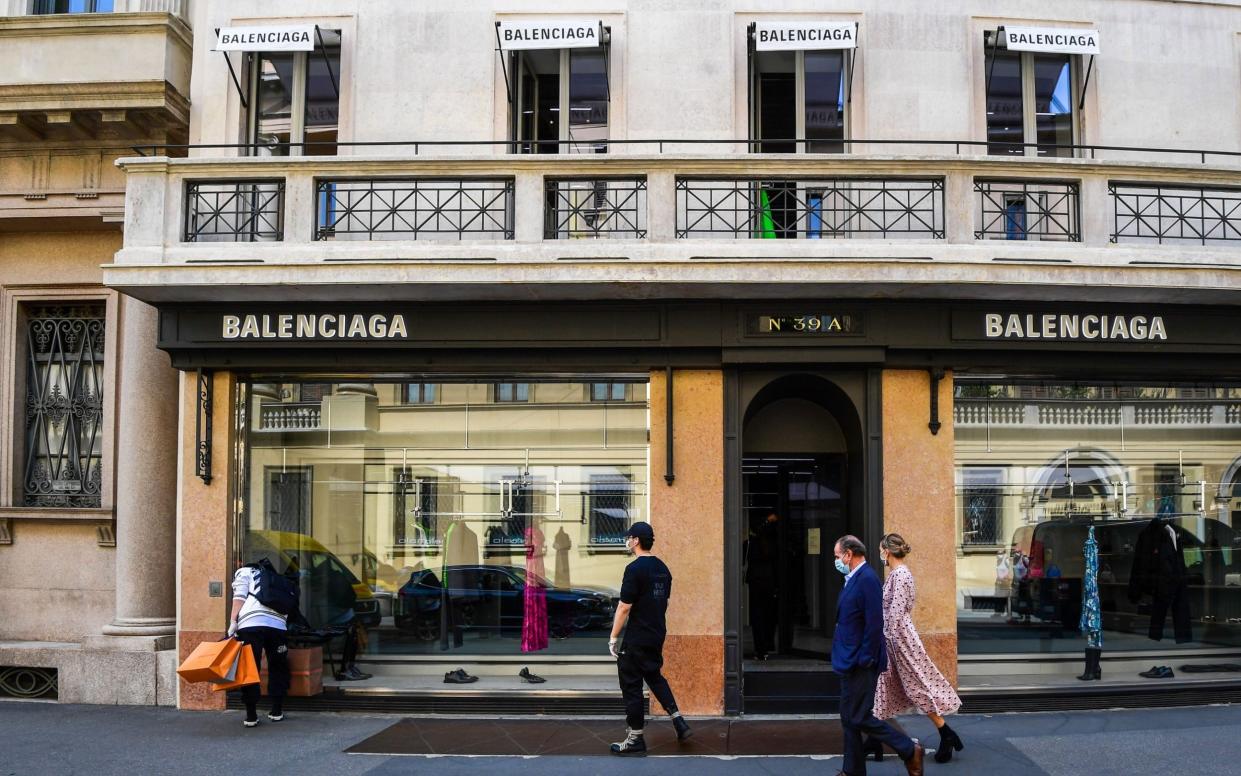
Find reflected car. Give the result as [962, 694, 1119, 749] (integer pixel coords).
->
[1001, 516, 1241, 635]
[394, 564, 617, 641]
[244, 530, 381, 628]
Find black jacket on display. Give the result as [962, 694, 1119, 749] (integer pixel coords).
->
[1127, 518, 1193, 643]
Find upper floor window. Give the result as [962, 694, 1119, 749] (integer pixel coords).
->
[984, 26, 1098, 157]
[749, 21, 856, 153]
[246, 29, 341, 156]
[33, 0, 112, 13]
[590, 382, 627, 402]
[405, 383, 438, 404]
[498, 19, 610, 154]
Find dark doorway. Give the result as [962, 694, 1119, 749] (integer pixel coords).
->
[743, 455, 846, 659]
[733, 372, 870, 713]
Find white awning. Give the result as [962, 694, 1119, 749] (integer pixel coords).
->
[215, 24, 317, 52]
[1003, 25, 1100, 56]
[497, 19, 604, 51]
[754, 21, 857, 51]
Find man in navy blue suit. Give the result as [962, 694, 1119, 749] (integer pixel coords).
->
[832, 535, 924, 776]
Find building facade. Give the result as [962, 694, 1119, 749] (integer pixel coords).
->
[8, 0, 1240, 714]
[0, 0, 190, 704]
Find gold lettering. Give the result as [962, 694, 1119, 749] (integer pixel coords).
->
[827, 316, 842, 331]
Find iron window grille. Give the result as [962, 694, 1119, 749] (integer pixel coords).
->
[959, 469, 1004, 548]
[394, 469, 441, 547]
[544, 177, 647, 239]
[586, 474, 634, 546]
[314, 178, 515, 240]
[1110, 183, 1241, 245]
[975, 180, 1080, 241]
[676, 177, 945, 239]
[22, 304, 106, 509]
[264, 467, 312, 534]
[184, 180, 285, 242]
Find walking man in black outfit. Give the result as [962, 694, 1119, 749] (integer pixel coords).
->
[608, 521, 692, 756]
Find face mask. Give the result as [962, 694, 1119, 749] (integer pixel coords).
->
[834, 557, 850, 575]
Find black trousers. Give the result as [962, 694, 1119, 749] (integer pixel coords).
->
[749, 584, 778, 656]
[236, 626, 289, 709]
[1149, 582, 1193, 643]
[617, 643, 679, 731]
[839, 666, 915, 776]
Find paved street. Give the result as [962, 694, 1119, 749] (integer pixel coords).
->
[2, 702, 1240, 775]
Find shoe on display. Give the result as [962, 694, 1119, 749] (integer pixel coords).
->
[345, 664, 373, 681]
[518, 667, 546, 684]
[672, 714, 692, 742]
[609, 729, 647, 757]
[443, 668, 479, 684]
[1139, 666, 1174, 679]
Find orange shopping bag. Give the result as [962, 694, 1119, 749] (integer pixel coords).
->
[212, 643, 260, 692]
[176, 638, 244, 684]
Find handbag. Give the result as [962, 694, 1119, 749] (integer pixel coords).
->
[176, 638, 244, 684]
[211, 644, 260, 692]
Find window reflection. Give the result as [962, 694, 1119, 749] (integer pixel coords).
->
[239, 379, 649, 657]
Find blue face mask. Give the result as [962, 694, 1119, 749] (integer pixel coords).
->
[834, 558, 850, 575]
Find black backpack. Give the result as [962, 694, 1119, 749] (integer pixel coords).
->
[247, 558, 299, 616]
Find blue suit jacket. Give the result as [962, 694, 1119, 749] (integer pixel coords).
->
[831, 562, 888, 674]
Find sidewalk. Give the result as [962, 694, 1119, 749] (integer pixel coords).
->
[1, 701, 1239, 775]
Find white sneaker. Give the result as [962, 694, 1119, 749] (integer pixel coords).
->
[243, 718, 259, 728]
[609, 729, 647, 757]
[267, 712, 284, 722]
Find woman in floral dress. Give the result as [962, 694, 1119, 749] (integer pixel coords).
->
[868, 533, 965, 764]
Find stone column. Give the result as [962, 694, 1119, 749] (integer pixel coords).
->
[100, 297, 180, 638]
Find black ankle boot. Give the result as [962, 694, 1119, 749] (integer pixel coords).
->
[863, 736, 884, 762]
[934, 722, 964, 763]
[1077, 647, 1102, 681]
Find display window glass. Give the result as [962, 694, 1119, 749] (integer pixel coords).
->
[235, 378, 649, 656]
[955, 380, 1241, 657]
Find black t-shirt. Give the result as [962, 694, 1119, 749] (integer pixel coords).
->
[619, 555, 672, 648]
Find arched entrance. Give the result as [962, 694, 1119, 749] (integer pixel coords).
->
[733, 371, 870, 712]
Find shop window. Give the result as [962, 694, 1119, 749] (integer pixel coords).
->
[238, 378, 646, 655]
[589, 382, 626, 402]
[247, 30, 341, 156]
[954, 378, 1241, 669]
[749, 42, 849, 153]
[32, 0, 112, 13]
[405, 383, 438, 405]
[264, 467, 311, 534]
[984, 32, 1078, 157]
[21, 304, 106, 509]
[509, 32, 610, 154]
[494, 382, 530, 403]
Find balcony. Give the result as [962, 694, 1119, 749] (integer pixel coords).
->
[954, 399, 1241, 429]
[105, 141, 1241, 304]
[0, 10, 191, 224]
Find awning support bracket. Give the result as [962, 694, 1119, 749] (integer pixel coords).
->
[315, 26, 340, 99]
[495, 22, 514, 105]
[847, 23, 859, 105]
[985, 27, 1001, 98]
[1079, 54, 1095, 111]
[215, 29, 249, 111]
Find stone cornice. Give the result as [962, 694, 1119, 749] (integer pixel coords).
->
[0, 12, 192, 50]
[0, 80, 189, 121]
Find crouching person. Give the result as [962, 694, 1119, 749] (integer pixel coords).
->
[229, 557, 294, 728]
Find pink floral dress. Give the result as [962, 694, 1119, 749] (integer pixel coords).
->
[873, 564, 961, 719]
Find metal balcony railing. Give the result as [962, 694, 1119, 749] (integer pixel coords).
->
[675, 177, 945, 239]
[1110, 183, 1241, 245]
[314, 178, 514, 241]
[184, 180, 284, 242]
[544, 177, 647, 239]
[258, 402, 322, 431]
[975, 179, 1080, 242]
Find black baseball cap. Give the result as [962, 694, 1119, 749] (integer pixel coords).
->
[626, 521, 654, 541]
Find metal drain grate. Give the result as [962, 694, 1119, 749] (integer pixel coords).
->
[960, 683, 1241, 714]
[227, 689, 644, 716]
[0, 666, 58, 700]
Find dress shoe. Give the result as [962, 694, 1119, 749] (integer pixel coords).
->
[903, 741, 925, 776]
[1139, 665, 1174, 679]
[443, 668, 479, 684]
[519, 667, 546, 684]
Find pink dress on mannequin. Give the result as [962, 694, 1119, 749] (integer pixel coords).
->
[521, 523, 548, 652]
